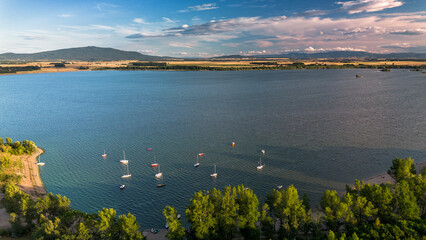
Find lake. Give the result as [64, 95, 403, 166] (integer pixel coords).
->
[0, 69, 425, 228]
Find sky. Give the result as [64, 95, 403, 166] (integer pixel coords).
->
[0, 0, 425, 57]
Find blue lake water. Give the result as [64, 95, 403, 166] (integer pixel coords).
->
[0, 69, 425, 228]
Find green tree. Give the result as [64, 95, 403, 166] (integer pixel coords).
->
[388, 157, 416, 182]
[321, 190, 354, 233]
[163, 206, 185, 240]
[6, 137, 12, 145]
[345, 194, 377, 224]
[186, 191, 216, 239]
[0, 137, 3, 145]
[281, 185, 310, 238]
[117, 213, 143, 240]
[394, 181, 420, 220]
[9, 212, 24, 236]
[266, 188, 284, 231]
[302, 193, 311, 210]
[95, 208, 117, 239]
[215, 186, 239, 239]
[260, 203, 274, 240]
[327, 230, 336, 240]
[236, 185, 260, 239]
[408, 174, 426, 218]
[32, 215, 62, 240]
[76, 222, 92, 240]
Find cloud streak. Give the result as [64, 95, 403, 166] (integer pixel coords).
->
[336, 0, 403, 14]
[179, 3, 218, 13]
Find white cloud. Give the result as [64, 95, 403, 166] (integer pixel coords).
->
[336, 0, 403, 14]
[179, 3, 218, 13]
[139, 49, 158, 54]
[133, 18, 146, 24]
[169, 42, 198, 49]
[162, 17, 175, 23]
[58, 14, 73, 18]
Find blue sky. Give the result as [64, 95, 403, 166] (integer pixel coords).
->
[0, 0, 425, 57]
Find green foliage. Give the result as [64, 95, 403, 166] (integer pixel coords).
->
[236, 185, 260, 239]
[321, 190, 355, 233]
[76, 223, 92, 240]
[117, 213, 144, 240]
[260, 204, 274, 240]
[186, 191, 216, 239]
[95, 208, 117, 239]
[163, 206, 185, 240]
[387, 157, 416, 182]
[0, 137, 37, 155]
[394, 181, 420, 220]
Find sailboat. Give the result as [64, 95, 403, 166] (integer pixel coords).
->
[102, 150, 107, 158]
[36, 156, 45, 166]
[210, 164, 218, 178]
[194, 155, 200, 167]
[257, 157, 265, 170]
[122, 163, 131, 178]
[155, 164, 163, 178]
[120, 151, 128, 164]
[150, 155, 158, 167]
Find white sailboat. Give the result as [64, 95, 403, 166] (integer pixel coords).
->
[210, 164, 218, 178]
[122, 163, 131, 178]
[36, 156, 45, 166]
[120, 151, 128, 164]
[257, 157, 265, 170]
[102, 150, 107, 158]
[155, 164, 163, 178]
[194, 155, 200, 167]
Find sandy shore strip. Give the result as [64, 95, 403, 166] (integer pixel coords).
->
[363, 161, 426, 185]
[17, 147, 47, 199]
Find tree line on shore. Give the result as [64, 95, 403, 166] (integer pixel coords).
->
[1, 139, 425, 239]
[93, 61, 426, 72]
[0, 137, 37, 155]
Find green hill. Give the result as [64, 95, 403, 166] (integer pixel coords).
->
[0, 46, 166, 61]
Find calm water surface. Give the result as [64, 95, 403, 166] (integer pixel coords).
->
[0, 69, 425, 228]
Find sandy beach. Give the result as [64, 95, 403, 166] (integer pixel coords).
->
[362, 161, 426, 185]
[17, 147, 47, 198]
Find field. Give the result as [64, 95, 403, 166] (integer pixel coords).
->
[1, 59, 425, 75]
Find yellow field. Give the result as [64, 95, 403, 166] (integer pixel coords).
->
[1, 59, 425, 75]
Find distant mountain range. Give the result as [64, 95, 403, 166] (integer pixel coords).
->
[214, 51, 426, 60]
[0, 46, 166, 61]
[1, 47, 425, 61]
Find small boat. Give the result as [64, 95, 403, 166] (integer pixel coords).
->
[151, 156, 158, 167]
[36, 156, 45, 166]
[120, 185, 125, 190]
[210, 164, 218, 178]
[257, 157, 265, 170]
[155, 164, 163, 178]
[194, 155, 200, 167]
[198, 153, 205, 157]
[102, 150, 107, 158]
[277, 185, 283, 189]
[157, 183, 166, 188]
[232, 142, 236, 147]
[120, 151, 128, 164]
[146, 147, 152, 151]
[122, 163, 131, 178]
[261, 149, 265, 155]
[177, 214, 181, 220]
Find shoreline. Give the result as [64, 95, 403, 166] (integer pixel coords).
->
[17, 147, 47, 199]
[362, 161, 426, 185]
